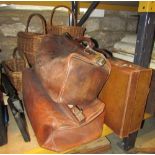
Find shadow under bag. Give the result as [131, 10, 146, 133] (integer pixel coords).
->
[23, 34, 111, 151]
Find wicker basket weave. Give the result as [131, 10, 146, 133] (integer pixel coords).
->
[49, 5, 85, 38]
[17, 13, 47, 66]
[3, 48, 29, 92]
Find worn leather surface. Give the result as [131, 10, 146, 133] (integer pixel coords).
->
[23, 34, 109, 151]
[99, 58, 152, 138]
[35, 33, 111, 107]
[23, 69, 105, 151]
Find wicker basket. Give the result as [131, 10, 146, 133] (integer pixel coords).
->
[17, 13, 47, 66]
[49, 5, 86, 38]
[2, 48, 29, 92]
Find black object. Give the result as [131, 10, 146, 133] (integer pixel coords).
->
[118, 131, 138, 151]
[71, 1, 79, 25]
[95, 48, 113, 59]
[0, 99, 8, 146]
[77, 2, 100, 26]
[0, 64, 30, 142]
[134, 13, 155, 67]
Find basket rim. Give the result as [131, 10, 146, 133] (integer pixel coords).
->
[18, 31, 46, 38]
[4, 65, 25, 73]
[50, 25, 86, 30]
[8, 72, 22, 75]
[3, 60, 26, 72]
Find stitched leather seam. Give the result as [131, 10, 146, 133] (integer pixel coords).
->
[120, 72, 138, 135]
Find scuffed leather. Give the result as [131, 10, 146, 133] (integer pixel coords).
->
[23, 69, 105, 151]
[35, 33, 111, 107]
[23, 33, 110, 151]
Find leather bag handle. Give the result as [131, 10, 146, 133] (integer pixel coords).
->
[25, 13, 47, 34]
[50, 5, 76, 26]
[76, 36, 95, 49]
[76, 37, 110, 67]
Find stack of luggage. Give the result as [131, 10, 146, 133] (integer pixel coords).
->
[0, 5, 153, 153]
[23, 33, 111, 151]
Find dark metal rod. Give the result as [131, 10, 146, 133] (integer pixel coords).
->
[134, 13, 155, 67]
[118, 131, 138, 151]
[71, 1, 78, 25]
[122, 131, 138, 151]
[74, 2, 78, 25]
[71, 1, 75, 26]
[77, 1, 100, 26]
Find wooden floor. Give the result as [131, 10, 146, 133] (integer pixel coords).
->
[134, 116, 155, 153]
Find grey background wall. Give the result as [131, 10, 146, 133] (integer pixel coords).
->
[0, 7, 138, 62]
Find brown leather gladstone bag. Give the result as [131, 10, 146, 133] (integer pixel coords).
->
[23, 33, 111, 152]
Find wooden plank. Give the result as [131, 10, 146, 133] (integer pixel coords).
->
[25, 136, 110, 154]
[67, 136, 110, 154]
[132, 125, 155, 153]
[144, 113, 153, 119]
[138, 1, 155, 12]
[0, 1, 137, 12]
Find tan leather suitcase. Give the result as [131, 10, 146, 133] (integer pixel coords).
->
[99, 58, 152, 138]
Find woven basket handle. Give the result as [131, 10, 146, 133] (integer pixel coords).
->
[76, 36, 95, 49]
[25, 13, 47, 34]
[12, 47, 30, 68]
[51, 5, 76, 26]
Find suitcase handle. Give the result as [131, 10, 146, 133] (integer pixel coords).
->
[50, 5, 76, 26]
[25, 13, 47, 34]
